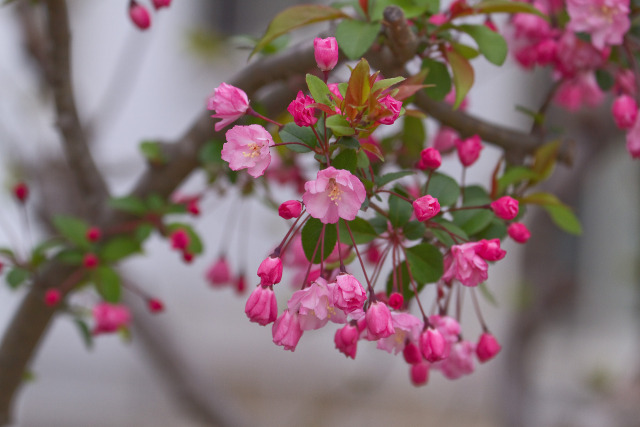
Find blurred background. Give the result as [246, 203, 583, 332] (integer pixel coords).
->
[0, 1, 638, 426]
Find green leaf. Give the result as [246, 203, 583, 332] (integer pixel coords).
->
[325, 114, 355, 137]
[99, 237, 142, 263]
[337, 137, 361, 150]
[74, 319, 94, 350]
[339, 218, 378, 244]
[146, 194, 165, 212]
[371, 76, 405, 93]
[422, 58, 451, 101]
[199, 140, 225, 165]
[456, 24, 508, 66]
[53, 216, 89, 249]
[475, 218, 508, 240]
[531, 140, 560, 182]
[463, 185, 492, 205]
[520, 191, 562, 205]
[430, 217, 469, 247]
[109, 196, 147, 216]
[371, 0, 439, 19]
[135, 224, 155, 243]
[376, 171, 415, 188]
[166, 223, 204, 255]
[332, 149, 358, 173]
[388, 195, 413, 228]
[402, 116, 425, 158]
[251, 5, 348, 57]
[345, 59, 371, 120]
[356, 150, 370, 169]
[335, 19, 381, 60]
[405, 242, 444, 284]
[497, 166, 539, 194]
[451, 209, 494, 236]
[445, 49, 474, 109]
[427, 173, 460, 207]
[94, 266, 121, 303]
[474, 0, 548, 18]
[403, 220, 426, 240]
[306, 74, 333, 106]
[301, 218, 337, 263]
[279, 123, 317, 153]
[543, 204, 582, 235]
[451, 42, 480, 60]
[54, 249, 84, 265]
[7, 267, 30, 289]
[595, 69, 614, 91]
[139, 141, 167, 165]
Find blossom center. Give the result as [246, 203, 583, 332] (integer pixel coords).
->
[243, 142, 261, 158]
[327, 178, 342, 205]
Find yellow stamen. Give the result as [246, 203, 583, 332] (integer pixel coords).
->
[243, 142, 261, 158]
[327, 178, 342, 205]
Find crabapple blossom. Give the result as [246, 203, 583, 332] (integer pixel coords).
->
[169, 229, 190, 251]
[278, 200, 303, 219]
[129, 1, 151, 30]
[475, 239, 506, 261]
[442, 242, 489, 287]
[428, 13, 448, 25]
[148, 298, 164, 313]
[245, 286, 278, 326]
[437, 340, 475, 379]
[432, 127, 459, 153]
[288, 278, 346, 330]
[612, 94, 638, 130]
[417, 147, 442, 170]
[206, 256, 232, 286]
[221, 124, 274, 178]
[403, 341, 422, 365]
[491, 196, 519, 220]
[567, 0, 630, 50]
[287, 91, 317, 127]
[413, 195, 440, 222]
[257, 256, 283, 287]
[208, 83, 249, 131]
[272, 310, 303, 351]
[476, 332, 502, 362]
[83, 253, 99, 269]
[365, 301, 395, 339]
[302, 167, 366, 224]
[332, 273, 367, 314]
[410, 362, 430, 386]
[377, 312, 422, 354]
[388, 292, 404, 310]
[456, 135, 483, 167]
[419, 328, 447, 362]
[554, 73, 604, 111]
[93, 303, 131, 335]
[314, 37, 339, 71]
[377, 95, 402, 125]
[508, 222, 531, 243]
[334, 324, 359, 359]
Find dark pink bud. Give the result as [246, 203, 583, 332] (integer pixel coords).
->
[377, 95, 402, 125]
[148, 298, 164, 313]
[476, 332, 501, 362]
[313, 37, 339, 71]
[235, 274, 247, 294]
[410, 362, 430, 386]
[206, 256, 232, 286]
[419, 328, 446, 362]
[490, 196, 519, 220]
[83, 253, 99, 269]
[245, 285, 278, 326]
[388, 292, 404, 310]
[152, 0, 171, 9]
[475, 239, 506, 261]
[403, 341, 422, 365]
[257, 256, 283, 286]
[456, 135, 483, 167]
[287, 91, 317, 127]
[129, 1, 151, 30]
[86, 227, 102, 242]
[170, 229, 190, 251]
[507, 222, 531, 243]
[272, 310, 303, 351]
[366, 242, 382, 264]
[44, 289, 61, 307]
[612, 94, 638, 130]
[278, 200, 302, 219]
[93, 303, 131, 334]
[413, 195, 440, 222]
[418, 147, 442, 170]
[13, 182, 28, 203]
[187, 199, 200, 216]
[484, 17, 498, 32]
[334, 324, 359, 359]
[182, 252, 194, 264]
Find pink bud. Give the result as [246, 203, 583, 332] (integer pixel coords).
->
[419, 328, 446, 362]
[410, 362, 430, 386]
[475, 238, 506, 261]
[272, 309, 303, 351]
[627, 115, 640, 159]
[129, 1, 151, 30]
[93, 303, 131, 334]
[44, 289, 61, 307]
[366, 242, 382, 264]
[13, 182, 28, 203]
[183, 252, 194, 264]
[456, 135, 483, 167]
[417, 147, 442, 170]
[169, 229, 190, 251]
[208, 83, 250, 131]
[235, 274, 247, 294]
[187, 199, 200, 216]
[257, 256, 283, 286]
[388, 292, 404, 310]
[278, 200, 302, 219]
[484, 17, 498, 32]
[476, 332, 501, 362]
[612, 94, 638, 130]
[148, 298, 164, 313]
[535, 39, 557, 66]
[507, 222, 531, 243]
[413, 195, 440, 222]
[83, 253, 99, 269]
[245, 285, 278, 326]
[86, 227, 101, 242]
[377, 95, 402, 125]
[313, 37, 339, 71]
[490, 196, 519, 220]
[432, 127, 459, 153]
[428, 13, 448, 25]
[152, 0, 171, 9]
[206, 256, 232, 286]
[402, 341, 422, 365]
[287, 91, 317, 127]
[334, 324, 359, 359]
[365, 301, 395, 339]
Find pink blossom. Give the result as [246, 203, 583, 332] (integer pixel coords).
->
[152, 0, 171, 9]
[612, 94, 638, 130]
[428, 13, 448, 25]
[129, 2, 151, 30]
[554, 32, 609, 78]
[417, 147, 442, 170]
[491, 196, 519, 220]
[86, 227, 101, 242]
[44, 289, 61, 307]
[554, 73, 605, 111]
[257, 256, 283, 287]
[432, 127, 459, 153]
[335, 324, 359, 359]
[208, 83, 250, 131]
[388, 292, 404, 310]
[475, 238, 506, 261]
[302, 167, 366, 224]
[169, 229, 190, 251]
[332, 273, 367, 314]
[512, 3, 551, 39]
[476, 332, 502, 362]
[567, 0, 630, 50]
[245, 285, 278, 326]
[508, 222, 531, 243]
[93, 303, 131, 335]
[13, 182, 28, 203]
[365, 301, 395, 339]
[442, 242, 489, 287]
[437, 340, 475, 379]
[615, 69, 636, 96]
[278, 200, 302, 219]
[272, 310, 303, 351]
[377, 95, 402, 125]
[206, 256, 232, 286]
[403, 341, 422, 364]
[429, 315, 461, 343]
[625, 115, 640, 159]
[413, 195, 440, 222]
[419, 328, 447, 362]
[535, 38, 558, 66]
[410, 362, 430, 386]
[288, 278, 346, 330]
[287, 91, 317, 127]
[456, 135, 483, 167]
[83, 253, 99, 269]
[377, 312, 423, 354]
[221, 124, 273, 178]
[314, 37, 339, 71]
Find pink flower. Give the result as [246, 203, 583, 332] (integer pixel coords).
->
[221, 125, 273, 178]
[626, 115, 640, 159]
[206, 256, 232, 286]
[491, 196, 519, 220]
[417, 147, 442, 170]
[302, 167, 366, 224]
[437, 340, 475, 379]
[567, 0, 630, 50]
[419, 328, 447, 362]
[377, 312, 423, 354]
[93, 303, 131, 334]
[365, 301, 395, 339]
[44, 289, 61, 307]
[314, 37, 339, 71]
[245, 285, 278, 326]
[272, 310, 303, 351]
[288, 278, 346, 330]
[287, 91, 317, 127]
[388, 292, 404, 310]
[428, 13, 448, 25]
[403, 341, 422, 364]
[335, 324, 359, 359]
[152, 0, 171, 9]
[86, 227, 101, 242]
[257, 256, 283, 287]
[83, 253, 99, 269]
[456, 135, 483, 167]
[13, 182, 28, 203]
[554, 33, 609, 78]
[169, 229, 190, 251]
[508, 222, 531, 243]
[432, 127, 459, 153]
[413, 195, 440, 222]
[377, 95, 402, 125]
[612, 94, 638, 130]
[332, 273, 367, 314]
[615, 69, 636, 96]
[475, 238, 506, 261]
[442, 242, 489, 287]
[208, 83, 250, 131]
[129, 1, 151, 30]
[512, 4, 551, 39]
[554, 73, 605, 111]
[278, 200, 302, 219]
[535, 38, 558, 66]
[410, 362, 430, 386]
[476, 332, 502, 362]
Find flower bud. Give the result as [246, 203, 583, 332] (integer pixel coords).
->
[208, 83, 250, 131]
[490, 196, 519, 220]
[377, 95, 402, 125]
[475, 239, 506, 261]
[334, 324, 359, 359]
[413, 195, 440, 222]
[257, 256, 283, 286]
[272, 310, 303, 351]
[206, 256, 232, 286]
[13, 182, 28, 203]
[93, 303, 131, 334]
[417, 147, 442, 170]
[287, 91, 317, 127]
[83, 253, 99, 269]
[410, 362, 430, 386]
[86, 227, 101, 242]
[476, 332, 501, 362]
[388, 292, 404, 310]
[278, 200, 302, 220]
[456, 135, 483, 167]
[402, 341, 422, 365]
[44, 289, 61, 307]
[245, 285, 278, 326]
[507, 222, 531, 243]
[152, 0, 171, 9]
[612, 94, 638, 130]
[365, 301, 395, 339]
[419, 328, 446, 362]
[169, 229, 190, 251]
[129, 1, 151, 30]
[313, 37, 339, 71]
[148, 298, 164, 313]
